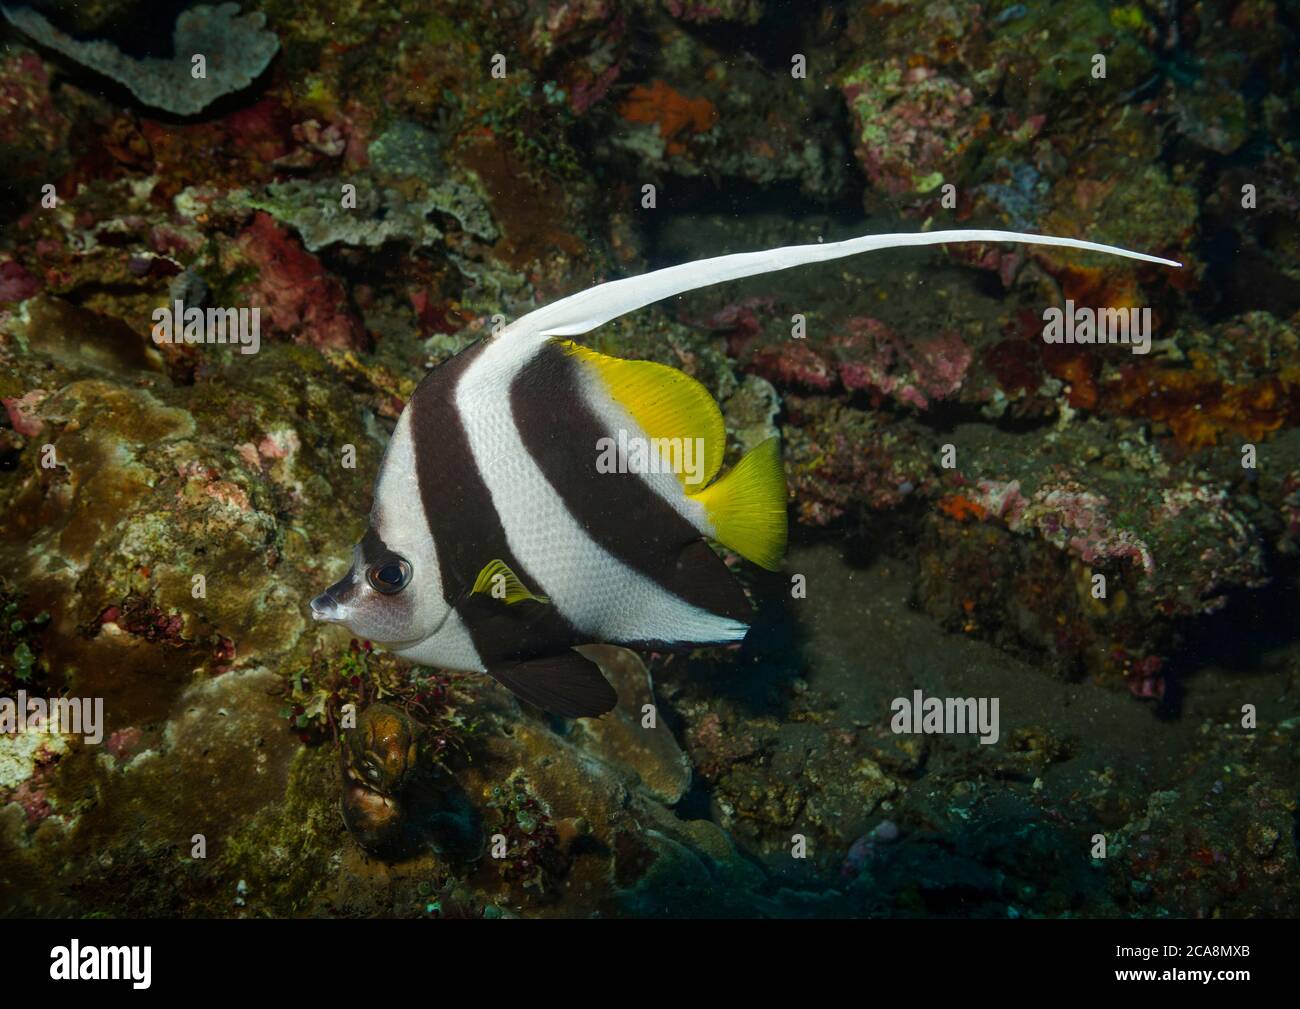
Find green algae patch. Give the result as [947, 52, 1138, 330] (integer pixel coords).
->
[216, 744, 342, 916]
[45, 379, 193, 445]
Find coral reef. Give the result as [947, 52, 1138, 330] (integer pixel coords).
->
[0, 0, 1297, 920]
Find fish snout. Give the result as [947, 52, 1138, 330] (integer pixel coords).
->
[310, 591, 344, 623]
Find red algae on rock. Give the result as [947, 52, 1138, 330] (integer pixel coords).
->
[229, 212, 369, 352]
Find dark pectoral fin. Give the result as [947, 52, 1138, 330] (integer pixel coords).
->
[488, 651, 618, 718]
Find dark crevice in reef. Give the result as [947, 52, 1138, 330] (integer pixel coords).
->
[637, 176, 865, 268]
[843, 503, 930, 566]
[668, 0, 850, 70]
[1194, 212, 1300, 323]
[894, 397, 1053, 438]
[60, 280, 168, 303]
[673, 776, 716, 824]
[1156, 549, 1300, 720]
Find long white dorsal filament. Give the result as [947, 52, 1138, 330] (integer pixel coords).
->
[506, 229, 1182, 344]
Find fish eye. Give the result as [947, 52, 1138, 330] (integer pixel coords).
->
[367, 559, 411, 595]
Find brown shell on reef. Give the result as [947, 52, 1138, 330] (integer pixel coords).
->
[342, 702, 421, 797]
[341, 781, 404, 853]
[339, 702, 423, 855]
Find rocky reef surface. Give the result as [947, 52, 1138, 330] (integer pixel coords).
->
[0, 0, 1297, 917]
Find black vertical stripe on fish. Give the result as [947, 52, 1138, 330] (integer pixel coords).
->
[359, 526, 397, 566]
[407, 339, 579, 665]
[510, 342, 751, 625]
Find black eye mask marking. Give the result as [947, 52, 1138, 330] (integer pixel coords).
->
[359, 527, 411, 595]
[359, 527, 394, 565]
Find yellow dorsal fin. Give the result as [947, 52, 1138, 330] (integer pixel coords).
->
[561, 340, 725, 492]
[471, 559, 550, 605]
[689, 436, 788, 571]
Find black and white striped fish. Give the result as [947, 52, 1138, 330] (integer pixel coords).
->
[310, 229, 1180, 718]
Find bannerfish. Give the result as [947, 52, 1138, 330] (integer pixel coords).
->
[310, 229, 1180, 718]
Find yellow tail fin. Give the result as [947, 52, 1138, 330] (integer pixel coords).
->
[689, 437, 787, 571]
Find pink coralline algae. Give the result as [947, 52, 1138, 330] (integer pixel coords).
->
[782, 395, 936, 524]
[2, 389, 49, 437]
[965, 479, 1156, 580]
[257, 430, 300, 461]
[236, 431, 298, 470]
[99, 600, 186, 645]
[532, 3, 626, 115]
[148, 225, 205, 259]
[569, 65, 620, 116]
[0, 260, 42, 303]
[749, 342, 838, 392]
[1030, 486, 1156, 579]
[0, 48, 67, 161]
[292, 119, 347, 159]
[1152, 484, 1268, 611]
[945, 240, 1027, 289]
[203, 481, 252, 512]
[11, 778, 53, 824]
[840, 60, 988, 202]
[664, 0, 763, 24]
[956, 474, 1268, 624]
[833, 318, 972, 409]
[534, 0, 614, 45]
[1125, 655, 1166, 701]
[964, 478, 1030, 527]
[233, 213, 368, 352]
[842, 820, 900, 877]
[282, 102, 373, 172]
[747, 318, 973, 407]
[692, 295, 778, 349]
[175, 460, 252, 512]
[105, 727, 144, 759]
[211, 635, 237, 674]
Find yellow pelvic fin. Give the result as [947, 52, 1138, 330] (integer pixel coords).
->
[561, 340, 724, 492]
[471, 559, 550, 605]
[688, 436, 788, 571]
